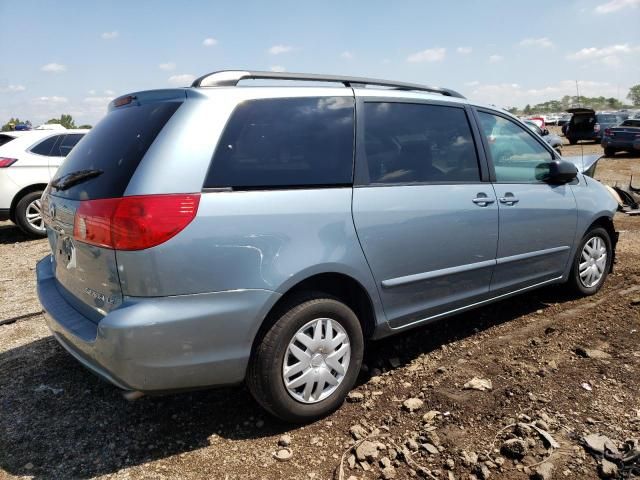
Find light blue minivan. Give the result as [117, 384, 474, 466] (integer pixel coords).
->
[37, 71, 618, 422]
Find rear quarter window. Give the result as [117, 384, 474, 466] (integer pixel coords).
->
[204, 97, 355, 189]
[0, 134, 17, 148]
[51, 101, 181, 200]
[30, 135, 60, 156]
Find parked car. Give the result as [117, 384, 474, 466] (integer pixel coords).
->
[523, 119, 563, 153]
[544, 114, 560, 126]
[564, 108, 624, 145]
[601, 119, 640, 156]
[557, 114, 571, 128]
[37, 70, 618, 423]
[528, 116, 546, 129]
[0, 128, 88, 236]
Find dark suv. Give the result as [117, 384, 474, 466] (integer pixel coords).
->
[565, 108, 624, 145]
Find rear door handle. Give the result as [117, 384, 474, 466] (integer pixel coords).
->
[472, 195, 495, 206]
[498, 196, 519, 205]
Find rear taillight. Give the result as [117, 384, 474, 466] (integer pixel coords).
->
[594, 123, 601, 133]
[604, 128, 612, 136]
[73, 194, 200, 250]
[0, 157, 17, 168]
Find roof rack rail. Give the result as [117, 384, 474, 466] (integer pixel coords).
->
[191, 70, 465, 99]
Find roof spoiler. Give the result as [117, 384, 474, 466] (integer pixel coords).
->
[191, 70, 466, 99]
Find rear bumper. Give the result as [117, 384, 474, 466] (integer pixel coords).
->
[601, 138, 640, 150]
[36, 255, 281, 392]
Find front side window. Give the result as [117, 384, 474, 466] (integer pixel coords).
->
[363, 102, 480, 184]
[55, 133, 84, 157]
[205, 97, 355, 189]
[477, 112, 553, 183]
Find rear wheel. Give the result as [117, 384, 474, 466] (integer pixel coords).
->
[566, 227, 612, 296]
[14, 191, 47, 238]
[569, 139, 577, 145]
[604, 147, 616, 157]
[247, 294, 364, 423]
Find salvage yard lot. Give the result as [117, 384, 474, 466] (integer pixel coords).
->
[1, 153, 639, 479]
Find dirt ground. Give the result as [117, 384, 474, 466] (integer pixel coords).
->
[0, 152, 639, 480]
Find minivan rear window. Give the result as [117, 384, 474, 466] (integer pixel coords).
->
[204, 97, 354, 189]
[51, 101, 181, 200]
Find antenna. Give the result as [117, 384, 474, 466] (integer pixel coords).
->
[575, 80, 585, 172]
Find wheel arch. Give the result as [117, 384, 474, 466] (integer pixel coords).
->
[10, 183, 48, 222]
[585, 215, 617, 272]
[250, 272, 379, 358]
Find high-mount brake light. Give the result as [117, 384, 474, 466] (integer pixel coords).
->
[73, 194, 200, 250]
[0, 157, 17, 168]
[113, 95, 136, 107]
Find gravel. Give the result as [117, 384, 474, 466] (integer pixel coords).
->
[1, 155, 639, 479]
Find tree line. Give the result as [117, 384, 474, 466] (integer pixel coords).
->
[1, 114, 92, 132]
[507, 84, 640, 116]
[4, 85, 640, 130]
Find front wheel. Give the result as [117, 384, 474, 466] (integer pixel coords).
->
[604, 147, 616, 157]
[566, 227, 612, 296]
[247, 294, 364, 423]
[569, 138, 577, 145]
[14, 191, 47, 237]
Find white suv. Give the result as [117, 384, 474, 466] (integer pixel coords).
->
[0, 128, 88, 236]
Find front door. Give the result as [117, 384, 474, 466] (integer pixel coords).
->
[352, 100, 498, 328]
[475, 110, 577, 293]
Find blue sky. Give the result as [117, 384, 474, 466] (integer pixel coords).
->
[1, 0, 639, 125]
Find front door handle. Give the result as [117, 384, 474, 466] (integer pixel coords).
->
[499, 194, 519, 205]
[472, 194, 495, 207]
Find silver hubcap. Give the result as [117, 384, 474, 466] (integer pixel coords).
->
[26, 199, 45, 232]
[283, 317, 351, 404]
[579, 236, 607, 288]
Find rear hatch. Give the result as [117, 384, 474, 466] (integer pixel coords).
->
[566, 108, 595, 135]
[42, 95, 183, 322]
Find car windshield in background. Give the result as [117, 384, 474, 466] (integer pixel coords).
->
[51, 101, 182, 200]
[621, 119, 640, 127]
[596, 114, 620, 124]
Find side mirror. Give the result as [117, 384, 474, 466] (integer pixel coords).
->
[542, 128, 549, 136]
[539, 160, 578, 184]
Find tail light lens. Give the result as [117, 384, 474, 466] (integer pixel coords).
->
[0, 157, 17, 168]
[604, 128, 612, 136]
[73, 194, 200, 250]
[594, 123, 601, 133]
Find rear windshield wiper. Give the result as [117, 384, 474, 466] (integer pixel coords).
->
[50, 169, 104, 191]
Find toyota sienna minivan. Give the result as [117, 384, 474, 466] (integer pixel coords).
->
[37, 70, 618, 422]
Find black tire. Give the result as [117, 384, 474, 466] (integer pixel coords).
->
[604, 147, 616, 157]
[14, 191, 47, 238]
[247, 293, 364, 423]
[569, 138, 577, 145]
[566, 227, 612, 296]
